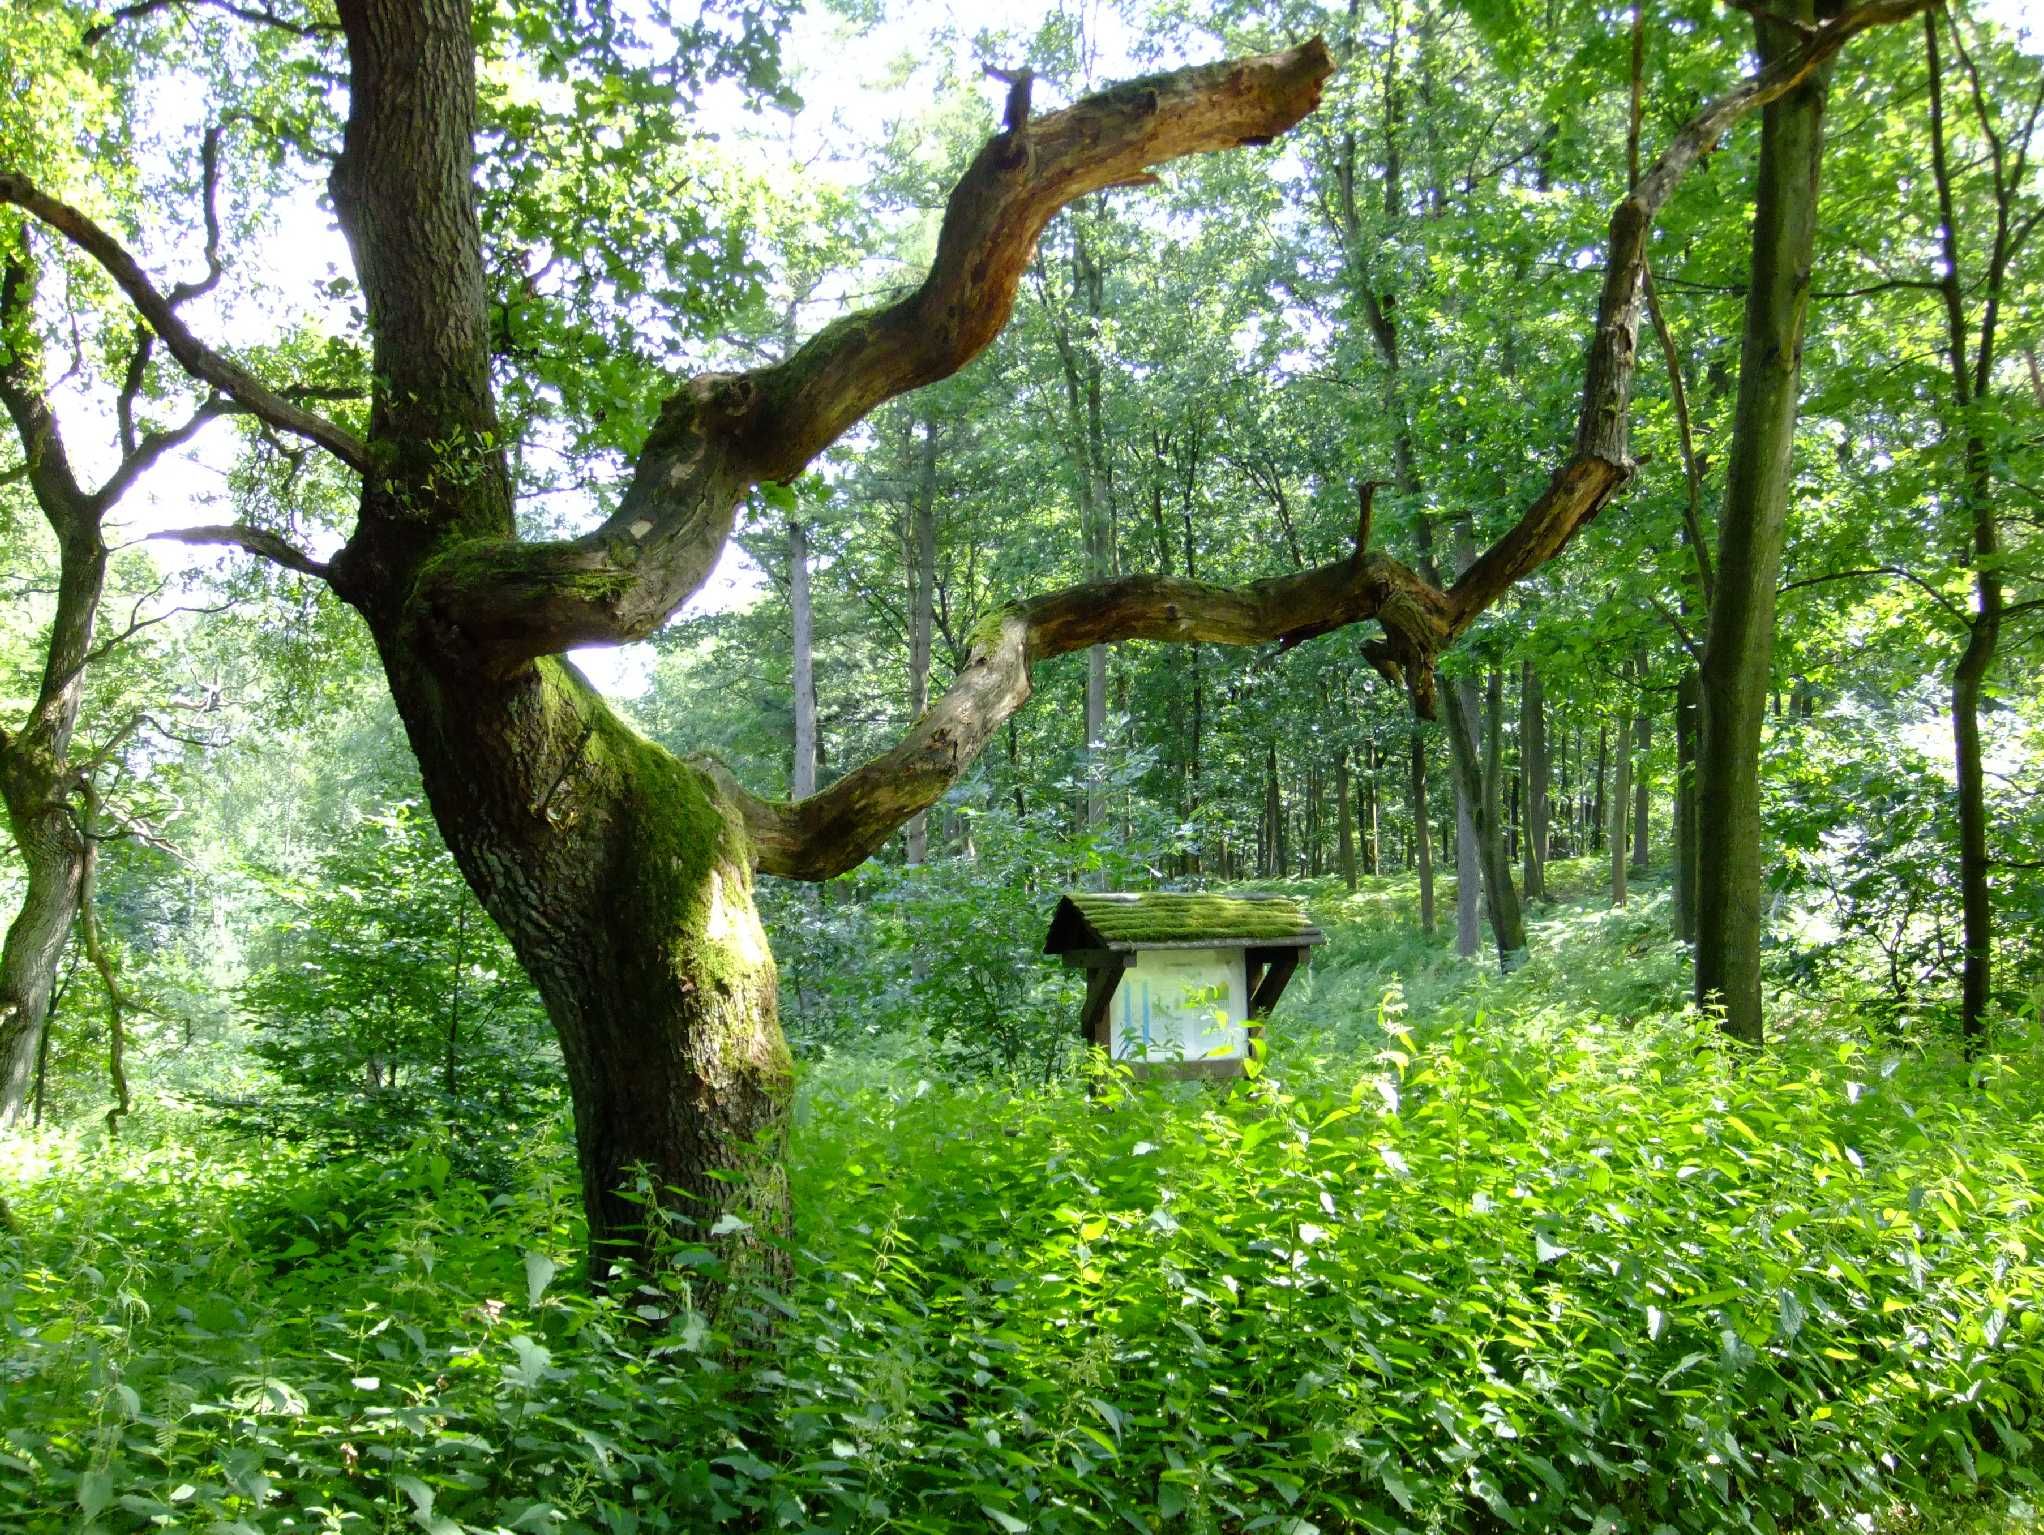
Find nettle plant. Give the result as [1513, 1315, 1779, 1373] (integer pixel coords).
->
[237, 802, 557, 1145]
[0, 0, 1944, 1271]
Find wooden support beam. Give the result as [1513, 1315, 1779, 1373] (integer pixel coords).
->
[1247, 948, 1301, 1019]
[1077, 959, 1126, 1049]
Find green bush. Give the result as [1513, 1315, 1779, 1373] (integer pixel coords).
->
[3, 880, 2042, 1534]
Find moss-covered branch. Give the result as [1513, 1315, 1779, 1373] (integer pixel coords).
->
[715, 0, 1937, 882]
[717, 555, 1452, 881]
[408, 41, 1337, 669]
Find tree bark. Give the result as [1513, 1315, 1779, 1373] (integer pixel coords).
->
[1696, 0, 1839, 1045]
[1674, 667, 1702, 942]
[904, 415, 938, 865]
[1521, 661, 1547, 899]
[1412, 726, 1436, 935]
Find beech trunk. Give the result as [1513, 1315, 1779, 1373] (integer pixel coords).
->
[1412, 727, 1436, 935]
[1520, 661, 1547, 899]
[1696, 0, 1837, 1045]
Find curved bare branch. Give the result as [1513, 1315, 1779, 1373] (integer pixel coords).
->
[720, 0, 1935, 883]
[0, 170, 370, 472]
[716, 553, 1451, 880]
[147, 523, 332, 579]
[408, 40, 1338, 669]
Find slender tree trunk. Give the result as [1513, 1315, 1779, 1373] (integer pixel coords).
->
[1925, 12, 2007, 1051]
[1412, 726, 1435, 935]
[1452, 691, 1481, 957]
[1952, 608, 1999, 1047]
[904, 416, 938, 866]
[790, 518, 818, 801]
[1337, 749, 1358, 893]
[1674, 668, 1702, 941]
[1306, 765, 1323, 877]
[1485, 667, 1508, 889]
[1521, 661, 1547, 899]
[1591, 724, 1608, 854]
[1443, 679, 1529, 968]
[1631, 673, 1651, 873]
[1365, 738, 1381, 875]
[1266, 741, 1289, 877]
[1696, 0, 1838, 1045]
[1610, 687, 1631, 906]
[1507, 769, 1519, 862]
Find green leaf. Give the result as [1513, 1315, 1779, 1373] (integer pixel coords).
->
[523, 1249, 558, 1307]
[78, 1467, 113, 1521]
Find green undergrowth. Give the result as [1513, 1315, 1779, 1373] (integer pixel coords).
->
[4, 874, 2042, 1534]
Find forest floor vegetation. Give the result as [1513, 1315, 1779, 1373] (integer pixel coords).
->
[3, 864, 2042, 1534]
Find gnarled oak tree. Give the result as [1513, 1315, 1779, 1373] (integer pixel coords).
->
[0, 0, 1930, 1265]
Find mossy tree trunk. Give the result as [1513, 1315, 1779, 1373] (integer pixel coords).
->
[314, 0, 796, 1266]
[381, 652, 791, 1267]
[4, 0, 1929, 1270]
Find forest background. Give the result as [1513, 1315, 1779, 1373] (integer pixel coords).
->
[1, 0, 2042, 1529]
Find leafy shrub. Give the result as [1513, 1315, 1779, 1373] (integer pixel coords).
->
[3, 879, 2042, 1534]
[234, 803, 561, 1159]
[763, 801, 1165, 1076]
